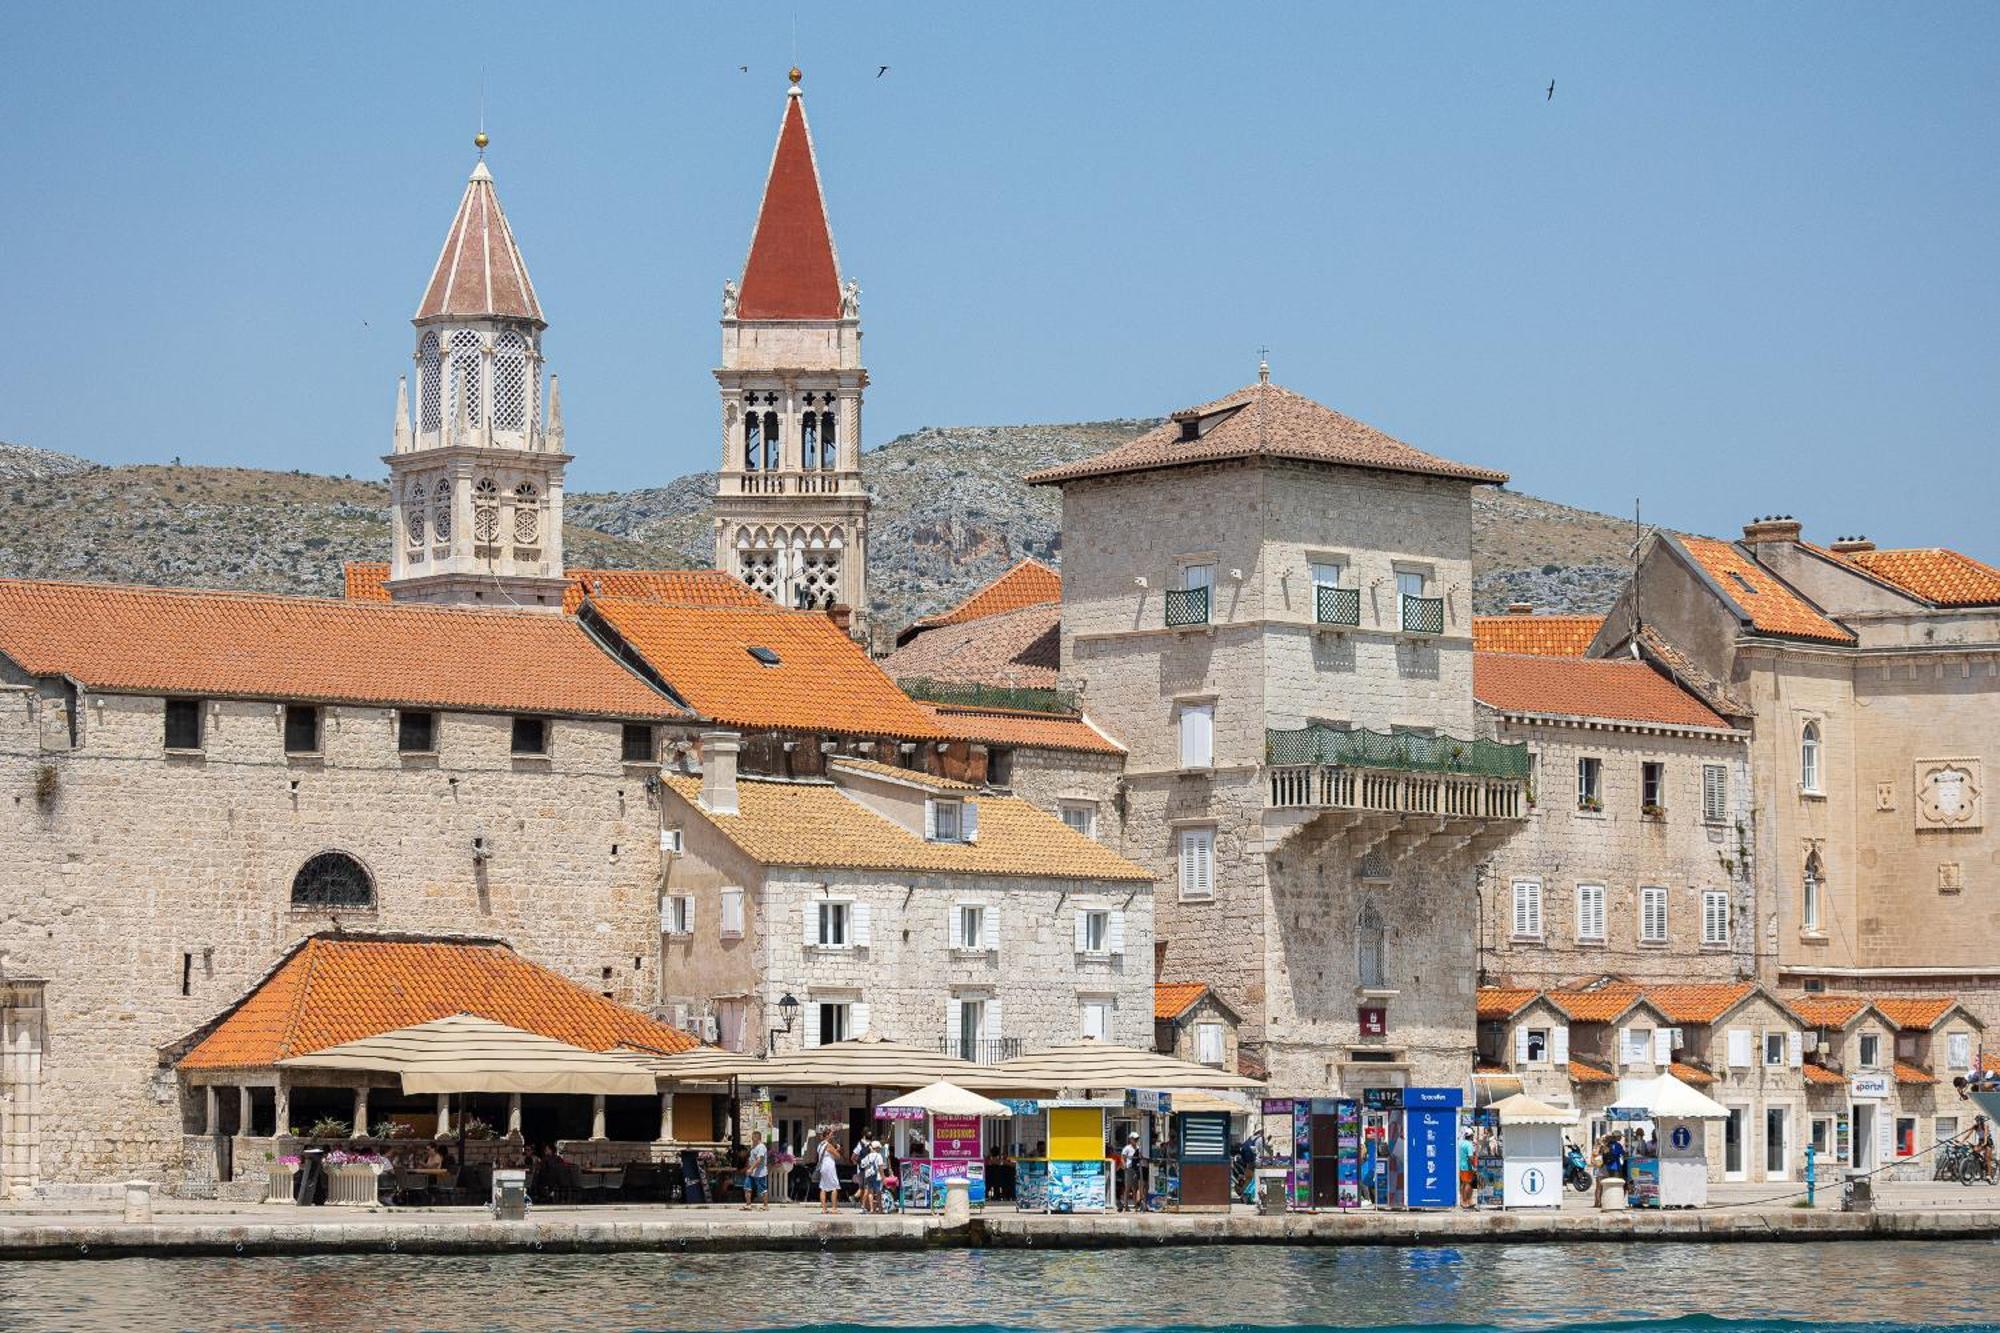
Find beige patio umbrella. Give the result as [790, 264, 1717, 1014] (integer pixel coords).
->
[755, 1034, 1029, 1092]
[987, 1040, 1264, 1092]
[877, 1080, 1016, 1119]
[276, 1014, 657, 1096]
[1488, 1093, 1579, 1125]
[625, 1045, 772, 1082]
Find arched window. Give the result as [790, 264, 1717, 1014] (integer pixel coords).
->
[819, 410, 837, 468]
[472, 477, 500, 544]
[513, 480, 539, 545]
[291, 851, 374, 909]
[493, 331, 528, 430]
[1357, 902, 1387, 990]
[448, 330, 483, 428]
[417, 333, 443, 430]
[1800, 722, 1822, 794]
[800, 410, 818, 470]
[1803, 849, 1824, 933]
[743, 407, 762, 470]
[403, 481, 426, 546]
[432, 478, 453, 541]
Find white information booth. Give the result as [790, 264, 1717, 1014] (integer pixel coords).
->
[1610, 1073, 1729, 1208]
[1489, 1093, 1575, 1208]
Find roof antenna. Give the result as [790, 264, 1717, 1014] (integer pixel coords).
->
[1257, 346, 1271, 385]
[1628, 498, 1645, 659]
[475, 70, 488, 159]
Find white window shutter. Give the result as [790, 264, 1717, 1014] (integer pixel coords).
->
[1108, 910, 1126, 955]
[720, 887, 743, 937]
[803, 1006, 821, 1049]
[948, 995, 963, 1039]
[1654, 1028, 1673, 1065]
[851, 1001, 870, 1036]
[1728, 1027, 1751, 1068]
[1514, 1025, 1530, 1064]
[1617, 1027, 1633, 1068]
[1788, 1031, 1804, 1068]
[923, 799, 937, 840]
[963, 801, 979, 842]
[987, 997, 1003, 1040]
[853, 902, 872, 948]
[947, 902, 961, 949]
[1552, 1025, 1570, 1065]
[987, 903, 1001, 954]
[1074, 910, 1089, 954]
[803, 903, 819, 948]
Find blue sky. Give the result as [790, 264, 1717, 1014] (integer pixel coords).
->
[3, 4, 1994, 557]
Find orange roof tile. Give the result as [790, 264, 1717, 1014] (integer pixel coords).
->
[1156, 982, 1210, 1022]
[1547, 986, 1645, 1023]
[1474, 653, 1732, 730]
[1569, 1059, 1618, 1085]
[1026, 380, 1508, 488]
[829, 757, 976, 791]
[883, 603, 1061, 689]
[0, 578, 682, 719]
[1873, 996, 1957, 1031]
[343, 562, 764, 614]
[1787, 994, 1872, 1028]
[582, 597, 945, 740]
[1802, 1063, 1846, 1087]
[1476, 987, 1540, 1020]
[1669, 1061, 1716, 1086]
[1647, 983, 1757, 1025]
[180, 936, 694, 1070]
[1838, 548, 2000, 608]
[916, 702, 1124, 756]
[1677, 536, 1854, 643]
[919, 560, 1063, 630]
[1894, 1060, 1937, 1086]
[1472, 615, 1605, 656]
[736, 86, 842, 320]
[663, 774, 1153, 882]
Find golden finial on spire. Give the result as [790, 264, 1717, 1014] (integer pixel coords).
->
[789, 66, 802, 85]
[474, 130, 489, 156]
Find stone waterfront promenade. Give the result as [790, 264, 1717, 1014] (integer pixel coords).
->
[6, 1182, 1999, 1259]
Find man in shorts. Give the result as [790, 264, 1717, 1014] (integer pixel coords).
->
[741, 1131, 769, 1210]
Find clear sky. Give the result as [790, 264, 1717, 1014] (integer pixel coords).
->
[3, 4, 1994, 557]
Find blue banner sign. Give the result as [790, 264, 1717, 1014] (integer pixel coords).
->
[1404, 1087, 1464, 1109]
[1405, 1107, 1458, 1208]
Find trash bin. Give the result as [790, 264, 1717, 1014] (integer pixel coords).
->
[1256, 1168, 1289, 1215]
[296, 1148, 327, 1206]
[492, 1168, 528, 1221]
[1842, 1171, 1873, 1213]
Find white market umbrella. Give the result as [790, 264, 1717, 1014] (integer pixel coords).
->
[1610, 1072, 1730, 1120]
[988, 1040, 1263, 1092]
[878, 1080, 1014, 1119]
[277, 1014, 657, 1096]
[1489, 1093, 1579, 1126]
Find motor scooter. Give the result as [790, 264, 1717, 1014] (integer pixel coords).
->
[1562, 1139, 1593, 1194]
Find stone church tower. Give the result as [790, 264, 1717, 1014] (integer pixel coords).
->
[713, 70, 870, 632]
[384, 138, 571, 610]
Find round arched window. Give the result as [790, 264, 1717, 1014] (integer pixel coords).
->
[291, 852, 374, 910]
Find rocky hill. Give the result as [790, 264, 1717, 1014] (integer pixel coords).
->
[0, 424, 1639, 622]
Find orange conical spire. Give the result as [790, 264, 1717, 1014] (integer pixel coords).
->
[736, 72, 843, 320]
[414, 153, 545, 325]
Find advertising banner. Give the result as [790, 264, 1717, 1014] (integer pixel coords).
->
[931, 1115, 982, 1162]
[1405, 1107, 1457, 1208]
[1335, 1098, 1361, 1210]
[1290, 1098, 1313, 1210]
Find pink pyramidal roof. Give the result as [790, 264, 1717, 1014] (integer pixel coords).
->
[415, 159, 544, 324]
[737, 85, 843, 320]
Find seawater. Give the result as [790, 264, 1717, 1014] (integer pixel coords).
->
[2, 1241, 1998, 1331]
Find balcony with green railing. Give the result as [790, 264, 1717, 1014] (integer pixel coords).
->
[1164, 586, 1210, 627]
[1400, 595, 1445, 635]
[1314, 585, 1361, 627]
[1266, 725, 1529, 820]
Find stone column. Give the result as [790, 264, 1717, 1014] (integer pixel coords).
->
[272, 1076, 291, 1139]
[435, 1093, 453, 1139]
[656, 1091, 675, 1144]
[203, 1085, 219, 1136]
[506, 1093, 523, 1140]
[590, 1095, 607, 1141]
[352, 1085, 370, 1138]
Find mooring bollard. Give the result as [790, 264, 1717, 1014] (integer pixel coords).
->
[123, 1180, 155, 1225]
[1805, 1144, 1816, 1207]
[942, 1177, 971, 1226]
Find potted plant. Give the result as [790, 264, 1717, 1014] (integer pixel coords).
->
[1641, 802, 1666, 819]
[324, 1149, 392, 1206]
[1579, 796, 1604, 813]
[459, 1115, 498, 1141]
[266, 1153, 302, 1203]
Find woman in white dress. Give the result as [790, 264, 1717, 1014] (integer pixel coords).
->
[815, 1130, 843, 1214]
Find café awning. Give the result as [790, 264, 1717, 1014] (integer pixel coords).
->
[275, 1014, 658, 1096]
[1488, 1093, 1579, 1126]
[988, 1040, 1264, 1092]
[756, 1035, 1026, 1091]
[878, 1080, 1015, 1119]
[625, 1046, 772, 1082]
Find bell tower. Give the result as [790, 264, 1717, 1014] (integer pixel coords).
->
[713, 68, 870, 635]
[384, 135, 571, 611]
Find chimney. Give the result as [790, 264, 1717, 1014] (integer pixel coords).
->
[1741, 515, 1803, 546]
[826, 603, 853, 633]
[698, 731, 740, 816]
[1830, 535, 1876, 554]
[1506, 603, 1534, 615]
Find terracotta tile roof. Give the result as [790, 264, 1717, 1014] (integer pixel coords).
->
[736, 87, 842, 320]
[1873, 996, 1958, 1031]
[1837, 548, 2000, 608]
[415, 161, 543, 323]
[1473, 1059, 1511, 1076]
[1476, 987, 1540, 1020]
[1156, 981, 1210, 1022]
[582, 598, 945, 740]
[1569, 1058, 1618, 1085]
[1677, 535, 1854, 644]
[1894, 1060, 1937, 1086]
[0, 578, 683, 719]
[1025, 381, 1508, 488]
[917, 560, 1063, 631]
[1669, 1062, 1716, 1086]
[663, 774, 1153, 882]
[1474, 653, 1732, 730]
[343, 562, 765, 615]
[829, 757, 976, 791]
[1636, 627, 1754, 719]
[1648, 983, 1757, 1025]
[1786, 993, 1872, 1028]
[914, 702, 1125, 756]
[1546, 986, 1645, 1023]
[1984, 1053, 2000, 1075]
[1472, 615, 1605, 656]
[180, 936, 694, 1070]
[1802, 1063, 1846, 1087]
[881, 603, 1061, 690]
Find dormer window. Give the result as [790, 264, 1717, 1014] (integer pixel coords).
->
[1178, 418, 1201, 442]
[933, 799, 963, 842]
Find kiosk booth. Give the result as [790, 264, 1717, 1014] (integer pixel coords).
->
[1173, 1100, 1231, 1211]
[1610, 1073, 1727, 1208]
[1487, 1093, 1576, 1209]
[1265, 1097, 1361, 1211]
[1400, 1087, 1463, 1209]
[1012, 1100, 1114, 1212]
[874, 1081, 1013, 1212]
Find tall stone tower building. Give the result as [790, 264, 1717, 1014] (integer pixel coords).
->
[713, 70, 870, 631]
[384, 141, 571, 610]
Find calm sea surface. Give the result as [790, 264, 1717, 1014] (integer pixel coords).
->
[2, 1241, 1998, 1332]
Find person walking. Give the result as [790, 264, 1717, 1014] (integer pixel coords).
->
[1119, 1133, 1142, 1211]
[1458, 1130, 1478, 1208]
[1593, 1131, 1626, 1208]
[742, 1131, 769, 1210]
[814, 1129, 843, 1214]
[858, 1137, 886, 1214]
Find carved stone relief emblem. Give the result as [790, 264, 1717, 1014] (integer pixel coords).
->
[1914, 758, 1982, 830]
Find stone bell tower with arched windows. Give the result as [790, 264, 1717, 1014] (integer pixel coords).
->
[712, 69, 871, 635]
[384, 137, 571, 611]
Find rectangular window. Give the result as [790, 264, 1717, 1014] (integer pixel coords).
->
[1640, 885, 1668, 943]
[1512, 880, 1543, 939]
[1764, 1032, 1786, 1066]
[1702, 889, 1730, 946]
[1896, 1031, 1918, 1060]
[1196, 1022, 1225, 1067]
[1310, 561, 1359, 626]
[1059, 803, 1097, 839]
[1702, 764, 1729, 824]
[933, 799, 963, 842]
[283, 705, 321, 755]
[957, 903, 987, 951]
[1624, 1027, 1654, 1066]
[1575, 884, 1606, 942]
[662, 894, 694, 936]
[397, 710, 436, 754]
[1811, 1117, 1832, 1155]
[817, 1002, 850, 1046]
[1178, 828, 1214, 901]
[1080, 998, 1112, 1042]
[1179, 702, 1214, 768]
[1803, 870, 1822, 933]
[621, 723, 655, 764]
[1641, 762, 1665, 812]
[164, 698, 204, 751]
[1576, 757, 1602, 810]
[1525, 1028, 1549, 1063]
[987, 748, 1013, 786]
[511, 716, 549, 756]
[817, 901, 850, 948]
[719, 887, 744, 938]
[1166, 562, 1215, 626]
[1859, 1033, 1880, 1068]
[1080, 908, 1109, 955]
[1937, 1116, 1959, 1145]
[1896, 1117, 1916, 1158]
[1948, 1032, 1972, 1072]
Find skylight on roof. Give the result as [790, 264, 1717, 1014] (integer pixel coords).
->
[747, 646, 781, 667]
[1726, 571, 1759, 597]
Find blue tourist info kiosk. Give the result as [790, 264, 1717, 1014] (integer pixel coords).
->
[1402, 1087, 1463, 1209]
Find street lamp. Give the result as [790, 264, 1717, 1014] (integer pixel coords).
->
[768, 992, 800, 1054]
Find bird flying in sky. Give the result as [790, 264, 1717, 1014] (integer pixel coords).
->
[1546, 79, 1555, 100]
[877, 65, 889, 77]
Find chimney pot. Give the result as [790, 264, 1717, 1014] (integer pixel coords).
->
[1830, 535, 1876, 554]
[697, 730, 740, 816]
[826, 603, 853, 633]
[1742, 516, 1803, 546]
[1506, 602, 1534, 615]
